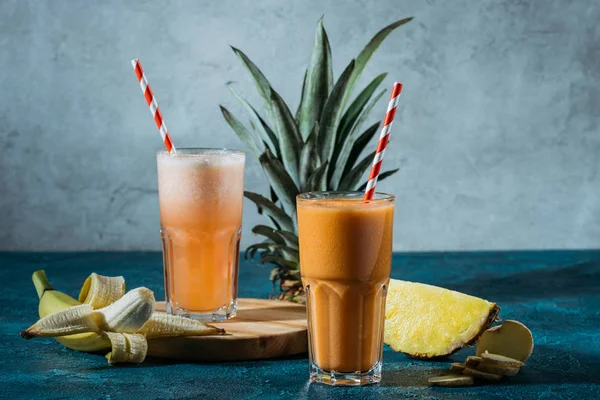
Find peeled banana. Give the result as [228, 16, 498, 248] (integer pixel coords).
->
[26, 270, 225, 365]
[22, 287, 155, 339]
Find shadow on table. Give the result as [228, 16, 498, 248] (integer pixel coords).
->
[81, 352, 309, 370]
[514, 345, 600, 385]
[380, 345, 600, 388]
[448, 260, 600, 301]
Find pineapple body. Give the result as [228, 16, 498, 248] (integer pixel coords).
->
[385, 279, 499, 358]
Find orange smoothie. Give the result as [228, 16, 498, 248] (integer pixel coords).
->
[297, 193, 394, 376]
[157, 149, 244, 319]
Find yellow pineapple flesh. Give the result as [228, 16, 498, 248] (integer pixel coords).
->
[385, 279, 499, 358]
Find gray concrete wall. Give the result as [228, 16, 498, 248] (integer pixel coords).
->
[0, 0, 598, 251]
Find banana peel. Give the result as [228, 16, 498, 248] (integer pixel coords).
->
[33, 270, 112, 352]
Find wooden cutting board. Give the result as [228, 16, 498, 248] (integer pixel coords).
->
[147, 298, 308, 362]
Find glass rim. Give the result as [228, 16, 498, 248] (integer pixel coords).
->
[297, 191, 395, 203]
[156, 148, 245, 157]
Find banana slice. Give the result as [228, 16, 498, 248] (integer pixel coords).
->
[138, 312, 224, 338]
[22, 287, 155, 338]
[79, 273, 126, 309]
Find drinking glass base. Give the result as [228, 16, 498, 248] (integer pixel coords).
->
[166, 301, 237, 322]
[309, 360, 382, 386]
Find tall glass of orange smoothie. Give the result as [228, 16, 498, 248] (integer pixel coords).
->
[297, 191, 394, 386]
[157, 148, 245, 321]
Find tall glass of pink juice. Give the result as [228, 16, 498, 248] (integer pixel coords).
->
[157, 148, 245, 321]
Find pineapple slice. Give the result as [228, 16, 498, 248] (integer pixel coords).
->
[385, 280, 499, 358]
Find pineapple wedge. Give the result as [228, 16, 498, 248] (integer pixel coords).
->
[385, 280, 499, 358]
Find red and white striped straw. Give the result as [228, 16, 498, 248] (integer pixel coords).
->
[131, 59, 176, 153]
[364, 82, 403, 201]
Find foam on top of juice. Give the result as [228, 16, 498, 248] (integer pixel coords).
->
[157, 149, 245, 167]
[157, 149, 245, 207]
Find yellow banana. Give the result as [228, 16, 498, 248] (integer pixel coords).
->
[33, 270, 112, 352]
[23, 287, 155, 338]
[30, 270, 224, 362]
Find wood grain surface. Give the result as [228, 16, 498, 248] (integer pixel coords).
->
[147, 298, 308, 362]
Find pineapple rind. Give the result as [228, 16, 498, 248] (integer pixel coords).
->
[385, 280, 498, 358]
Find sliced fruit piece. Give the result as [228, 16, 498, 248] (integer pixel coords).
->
[463, 367, 502, 381]
[476, 363, 520, 377]
[449, 363, 466, 373]
[465, 356, 482, 368]
[476, 320, 533, 362]
[428, 375, 474, 387]
[480, 351, 524, 368]
[384, 279, 500, 358]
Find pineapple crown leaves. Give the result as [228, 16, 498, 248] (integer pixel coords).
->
[222, 16, 412, 280]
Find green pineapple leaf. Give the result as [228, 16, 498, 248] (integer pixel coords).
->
[258, 148, 299, 215]
[317, 59, 355, 167]
[227, 83, 280, 157]
[252, 225, 285, 244]
[349, 88, 386, 139]
[261, 255, 298, 270]
[330, 77, 386, 187]
[337, 73, 387, 147]
[298, 124, 321, 190]
[260, 250, 280, 263]
[244, 191, 294, 232]
[274, 230, 299, 250]
[219, 106, 262, 157]
[269, 88, 303, 187]
[303, 162, 329, 192]
[245, 242, 274, 260]
[245, 242, 299, 262]
[279, 246, 300, 263]
[297, 17, 333, 140]
[269, 186, 278, 204]
[341, 121, 380, 183]
[357, 168, 400, 192]
[295, 69, 307, 121]
[339, 150, 376, 191]
[231, 46, 275, 124]
[342, 17, 413, 108]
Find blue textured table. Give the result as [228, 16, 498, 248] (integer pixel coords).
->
[1, 251, 599, 399]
